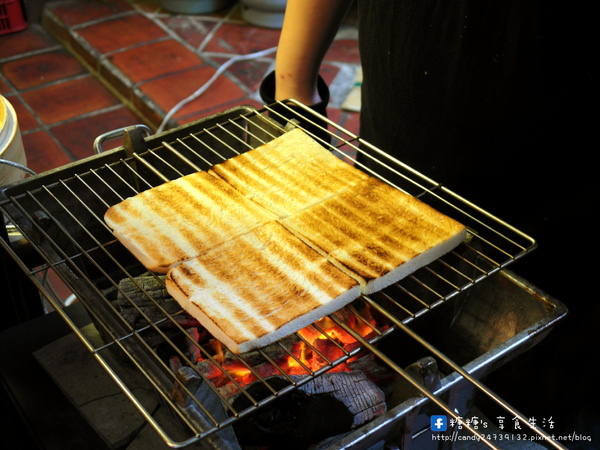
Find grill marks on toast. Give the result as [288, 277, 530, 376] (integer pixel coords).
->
[280, 178, 467, 293]
[104, 171, 275, 272]
[211, 129, 369, 217]
[166, 223, 361, 353]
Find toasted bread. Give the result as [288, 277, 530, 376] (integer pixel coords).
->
[106, 128, 466, 354]
[104, 170, 275, 273]
[281, 177, 467, 294]
[210, 128, 369, 217]
[166, 222, 361, 354]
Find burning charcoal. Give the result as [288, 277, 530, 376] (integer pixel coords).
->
[114, 273, 204, 350]
[223, 335, 300, 366]
[169, 356, 183, 372]
[196, 359, 225, 381]
[231, 377, 353, 449]
[192, 335, 306, 390]
[196, 358, 283, 395]
[185, 327, 204, 362]
[115, 274, 181, 327]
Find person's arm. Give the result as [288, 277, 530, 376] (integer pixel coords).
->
[274, 0, 352, 104]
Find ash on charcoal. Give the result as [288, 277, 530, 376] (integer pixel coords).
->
[115, 274, 179, 327]
[113, 274, 204, 350]
[295, 370, 387, 428]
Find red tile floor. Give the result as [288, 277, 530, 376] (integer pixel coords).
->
[1, 0, 360, 176]
[1, 0, 361, 304]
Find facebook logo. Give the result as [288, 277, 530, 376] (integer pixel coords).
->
[431, 415, 447, 432]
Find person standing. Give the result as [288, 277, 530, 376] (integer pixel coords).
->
[261, 0, 596, 444]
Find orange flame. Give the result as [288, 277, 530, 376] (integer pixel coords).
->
[195, 305, 381, 388]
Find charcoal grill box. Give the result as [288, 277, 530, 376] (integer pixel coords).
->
[0, 105, 568, 449]
[0, 269, 566, 449]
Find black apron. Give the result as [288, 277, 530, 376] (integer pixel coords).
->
[354, 0, 596, 439]
[355, 0, 594, 295]
[356, 0, 542, 202]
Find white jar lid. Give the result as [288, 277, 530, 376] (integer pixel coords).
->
[0, 95, 7, 132]
[0, 95, 27, 186]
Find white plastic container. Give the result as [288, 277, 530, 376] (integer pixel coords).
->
[240, 0, 287, 29]
[0, 95, 27, 186]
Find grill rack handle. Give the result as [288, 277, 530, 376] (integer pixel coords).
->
[93, 124, 151, 155]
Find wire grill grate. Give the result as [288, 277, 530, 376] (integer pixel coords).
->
[1, 103, 564, 449]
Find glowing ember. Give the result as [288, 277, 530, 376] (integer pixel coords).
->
[192, 305, 384, 390]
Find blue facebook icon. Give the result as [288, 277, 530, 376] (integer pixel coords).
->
[431, 415, 447, 432]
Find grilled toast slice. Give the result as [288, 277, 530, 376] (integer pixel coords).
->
[165, 222, 361, 354]
[281, 177, 467, 294]
[104, 170, 276, 273]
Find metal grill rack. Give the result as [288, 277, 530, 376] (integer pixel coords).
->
[0, 102, 565, 449]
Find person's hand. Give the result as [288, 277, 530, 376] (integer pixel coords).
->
[259, 71, 331, 145]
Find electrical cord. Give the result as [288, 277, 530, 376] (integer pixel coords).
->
[156, 46, 277, 133]
[0, 158, 36, 176]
